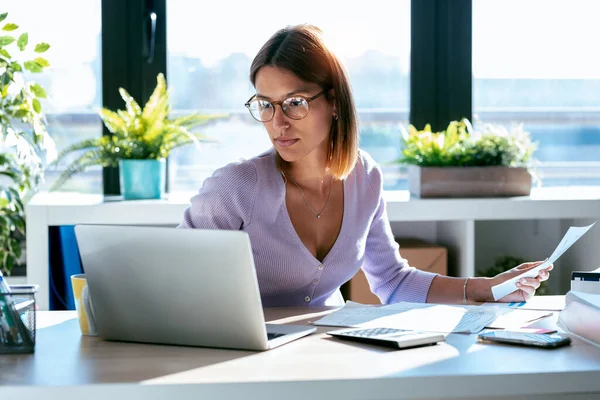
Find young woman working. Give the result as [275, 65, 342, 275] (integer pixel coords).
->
[179, 24, 552, 307]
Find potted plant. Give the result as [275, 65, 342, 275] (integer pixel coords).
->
[399, 118, 538, 197]
[49, 73, 221, 200]
[0, 11, 56, 275]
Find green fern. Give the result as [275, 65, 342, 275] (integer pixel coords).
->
[49, 73, 227, 191]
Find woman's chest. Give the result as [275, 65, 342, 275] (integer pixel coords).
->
[285, 181, 344, 262]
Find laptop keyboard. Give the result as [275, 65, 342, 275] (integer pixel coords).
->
[339, 327, 412, 338]
[267, 332, 286, 340]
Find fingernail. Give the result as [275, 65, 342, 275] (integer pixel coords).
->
[520, 278, 526, 284]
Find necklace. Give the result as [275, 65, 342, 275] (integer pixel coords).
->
[283, 171, 333, 219]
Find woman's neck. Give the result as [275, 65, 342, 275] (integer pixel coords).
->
[286, 155, 331, 192]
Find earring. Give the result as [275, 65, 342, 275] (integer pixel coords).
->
[333, 115, 338, 120]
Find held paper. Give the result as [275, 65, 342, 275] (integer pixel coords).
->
[491, 222, 596, 301]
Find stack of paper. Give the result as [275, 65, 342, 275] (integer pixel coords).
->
[313, 301, 505, 334]
[558, 291, 600, 347]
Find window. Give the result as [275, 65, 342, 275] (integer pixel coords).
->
[4, 1, 103, 193]
[473, 0, 600, 186]
[167, 0, 410, 192]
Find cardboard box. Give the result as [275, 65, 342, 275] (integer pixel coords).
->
[346, 238, 448, 304]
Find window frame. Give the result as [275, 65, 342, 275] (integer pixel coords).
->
[100, 0, 472, 194]
[101, 0, 167, 195]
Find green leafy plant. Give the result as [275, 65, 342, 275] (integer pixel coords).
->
[49, 73, 222, 191]
[398, 118, 538, 167]
[1, 11, 56, 275]
[478, 255, 550, 296]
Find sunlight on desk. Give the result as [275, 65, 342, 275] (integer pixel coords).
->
[142, 333, 461, 385]
[37, 311, 78, 329]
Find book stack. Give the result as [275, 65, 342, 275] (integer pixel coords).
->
[558, 291, 600, 347]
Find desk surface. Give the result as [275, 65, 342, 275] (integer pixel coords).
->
[1, 307, 600, 400]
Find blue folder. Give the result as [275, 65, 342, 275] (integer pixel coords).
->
[49, 226, 83, 310]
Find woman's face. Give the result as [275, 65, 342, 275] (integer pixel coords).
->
[254, 66, 334, 164]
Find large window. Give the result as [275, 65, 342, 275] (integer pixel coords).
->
[4, 1, 103, 193]
[167, 0, 411, 192]
[473, 0, 600, 186]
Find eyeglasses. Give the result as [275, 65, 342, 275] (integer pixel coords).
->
[244, 90, 326, 122]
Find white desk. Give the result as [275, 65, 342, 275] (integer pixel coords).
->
[1, 306, 600, 400]
[23, 187, 600, 310]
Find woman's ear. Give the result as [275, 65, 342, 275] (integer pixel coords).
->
[327, 88, 336, 101]
[328, 88, 336, 116]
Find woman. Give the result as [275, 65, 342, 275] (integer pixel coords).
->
[179, 24, 552, 307]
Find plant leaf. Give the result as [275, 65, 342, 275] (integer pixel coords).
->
[49, 138, 102, 166]
[33, 57, 49, 67]
[173, 113, 225, 129]
[142, 72, 168, 122]
[2, 23, 18, 31]
[17, 32, 27, 50]
[99, 108, 127, 134]
[0, 13, 7, 23]
[11, 61, 22, 72]
[0, 47, 10, 58]
[49, 151, 105, 191]
[30, 83, 46, 98]
[32, 98, 41, 113]
[24, 60, 43, 72]
[34, 42, 50, 52]
[0, 36, 15, 46]
[118, 88, 142, 117]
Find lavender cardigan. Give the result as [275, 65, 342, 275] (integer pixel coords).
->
[179, 148, 437, 306]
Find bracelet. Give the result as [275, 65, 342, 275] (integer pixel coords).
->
[463, 277, 470, 304]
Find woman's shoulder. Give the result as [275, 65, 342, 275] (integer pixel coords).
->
[355, 148, 383, 193]
[208, 149, 275, 189]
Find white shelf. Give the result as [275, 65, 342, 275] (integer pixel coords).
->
[24, 187, 600, 310]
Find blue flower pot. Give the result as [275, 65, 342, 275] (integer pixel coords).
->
[119, 159, 166, 200]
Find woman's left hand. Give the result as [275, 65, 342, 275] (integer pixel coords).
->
[491, 261, 553, 302]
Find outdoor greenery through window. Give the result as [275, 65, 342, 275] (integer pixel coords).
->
[3, 1, 103, 194]
[473, 0, 600, 186]
[166, 0, 411, 192]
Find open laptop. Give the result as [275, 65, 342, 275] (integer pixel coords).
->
[73, 224, 316, 351]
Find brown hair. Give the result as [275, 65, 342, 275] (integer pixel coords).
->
[249, 24, 358, 180]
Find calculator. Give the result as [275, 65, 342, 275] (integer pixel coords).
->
[327, 327, 446, 349]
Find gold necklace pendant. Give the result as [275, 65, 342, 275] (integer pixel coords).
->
[284, 171, 332, 219]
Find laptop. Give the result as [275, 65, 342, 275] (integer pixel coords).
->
[73, 224, 316, 351]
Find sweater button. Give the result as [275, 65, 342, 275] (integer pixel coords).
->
[317, 264, 324, 270]
[304, 296, 311, 302]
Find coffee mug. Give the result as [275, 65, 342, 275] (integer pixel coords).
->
[70, 274, 97, 336]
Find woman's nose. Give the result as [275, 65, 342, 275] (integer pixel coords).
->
[271, 105, 289, 130]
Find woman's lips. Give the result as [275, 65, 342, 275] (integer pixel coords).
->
[275, 138, 299, 148]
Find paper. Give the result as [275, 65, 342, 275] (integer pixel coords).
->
[491, 222, 596, 301]
[564, 291, 600, 310]
[486, 309, 552, 329]
[482, 295, 566, 311]
[557, 291, 600, 348]
[312, 301, 503, 334]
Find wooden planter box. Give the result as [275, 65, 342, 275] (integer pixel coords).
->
[408, 165, 532, 198]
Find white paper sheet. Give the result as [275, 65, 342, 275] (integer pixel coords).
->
[485, 309, 552, 329]
[312, 301, 503, 334]
[481, 295, 565, 311]
[491, 222, 596, 301]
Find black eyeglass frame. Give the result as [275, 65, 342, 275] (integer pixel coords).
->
[244, 90, 327, 122]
